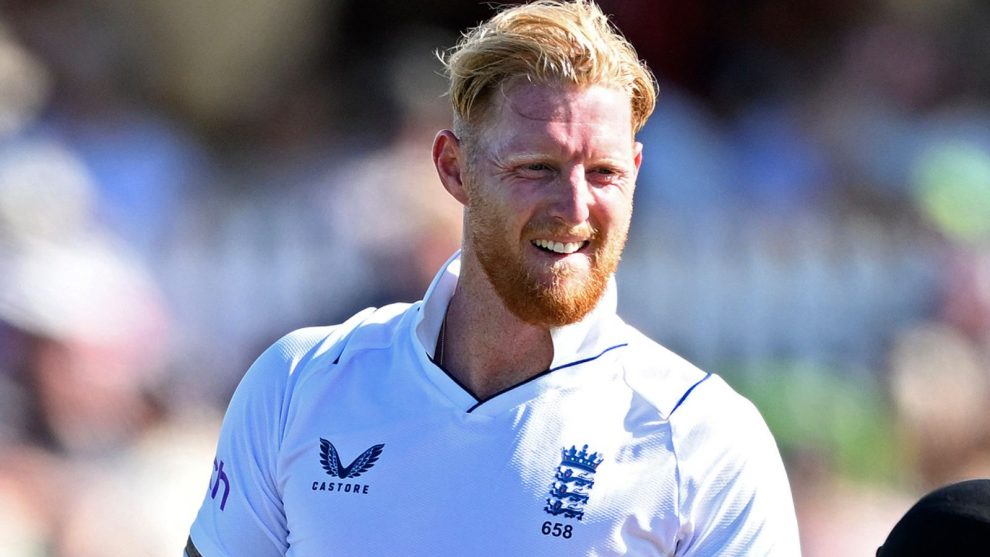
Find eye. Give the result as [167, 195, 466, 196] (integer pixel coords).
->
[588, 166, 622, 185]
[516, 162, 555, 179]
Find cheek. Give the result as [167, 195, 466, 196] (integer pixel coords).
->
[593, 189, 634, 228]
[483, 189, 537, 229]
[468, 190, 517, 245]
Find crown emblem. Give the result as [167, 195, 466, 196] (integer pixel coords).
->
[560, 444, 603, 473]
[545, 443, 604, 521]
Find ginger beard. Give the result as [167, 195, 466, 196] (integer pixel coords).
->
[464, 174, 630, 327]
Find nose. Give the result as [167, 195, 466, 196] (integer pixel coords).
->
[548, 166, 592, 225]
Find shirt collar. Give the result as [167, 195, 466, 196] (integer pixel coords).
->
[414, 251, 622, 369]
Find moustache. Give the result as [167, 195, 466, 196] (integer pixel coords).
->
[522, 220, 599, 241]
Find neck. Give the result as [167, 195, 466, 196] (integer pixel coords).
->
[439, 255, 554, 401]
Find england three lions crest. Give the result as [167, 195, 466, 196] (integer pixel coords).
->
[545, 444, 603, 521]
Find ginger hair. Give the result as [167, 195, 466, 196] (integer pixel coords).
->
[440, 0, 657, 144]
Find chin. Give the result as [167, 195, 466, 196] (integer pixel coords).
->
[466, 208, 623, 327]
[504, 264, 609, 327]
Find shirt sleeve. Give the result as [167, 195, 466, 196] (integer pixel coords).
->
[187, 329, 323, 557]
[671, 376, 802, 557]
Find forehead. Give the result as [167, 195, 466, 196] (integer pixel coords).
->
[480, 81, 635, 153]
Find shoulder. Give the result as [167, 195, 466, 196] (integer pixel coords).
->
[668, 374, 774, 453]
[238, 302, 415, 394]
[662, 374, 799, 553]
[617, 325, 717, 420]
[607, 324, 800, 551]
[616, 324, 772, 444]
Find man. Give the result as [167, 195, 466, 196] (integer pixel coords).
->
[186, 1, 801, 555]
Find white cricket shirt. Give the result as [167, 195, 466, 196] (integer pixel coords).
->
[188, 253, 801, 556]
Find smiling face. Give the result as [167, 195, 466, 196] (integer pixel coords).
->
[459, 81, 642, 326]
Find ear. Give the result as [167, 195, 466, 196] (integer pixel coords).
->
[433, 130, 469, 206]
[632, 140, 643, 173]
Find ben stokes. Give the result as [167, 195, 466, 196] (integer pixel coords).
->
[186, 1, 801, 555]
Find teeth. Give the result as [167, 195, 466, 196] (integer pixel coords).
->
[533, 239, 584, 254]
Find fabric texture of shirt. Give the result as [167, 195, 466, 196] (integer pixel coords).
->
[188, 252, 801, 556]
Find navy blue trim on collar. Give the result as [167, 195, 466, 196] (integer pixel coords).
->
[428, 343, 628, 413]
[427, 353, 478, 401]
[546, 343, 628, 374]
[669, 372, 712, 417]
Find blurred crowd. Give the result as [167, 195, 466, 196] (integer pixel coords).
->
[0, 1, 988, 555]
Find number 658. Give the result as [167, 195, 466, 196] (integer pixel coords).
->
[541, 521, 573, 538]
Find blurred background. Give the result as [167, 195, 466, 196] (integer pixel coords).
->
[0, 0, 988, 554]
